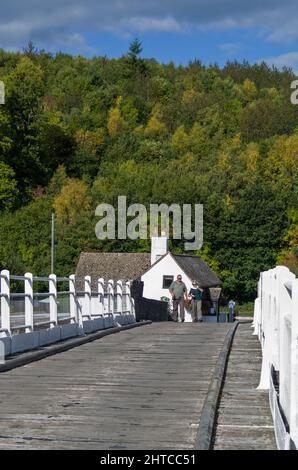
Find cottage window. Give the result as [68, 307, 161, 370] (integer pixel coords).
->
[163, 275, 174, 289]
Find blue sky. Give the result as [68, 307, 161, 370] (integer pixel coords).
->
[1, 1, 298, 72]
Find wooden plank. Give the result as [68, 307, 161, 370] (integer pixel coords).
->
[212, 322, 276, 450]
[0, 323, 231, 450]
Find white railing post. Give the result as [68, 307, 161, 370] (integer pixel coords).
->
[108, 279, 115, 322]
[277, 268, 295, 424]
[0, 270, 11, 334]
[271, 270, 279, 372]
[116, 280, 123, 316]
[69, 274, 83, 331]
[256, 265, 298, 449]
[258, 269, 274, 389]
[98, 278, 104, 317]
[84, 276, 92, 320]
[258, 272, 264, 342]
[24, 272, 34, 333]
[290, 277, 298, 448]
[49, 274, 58, 327]
[252, 278, 261, 331]
[275, 267, 293, 372]
[126, 281, 134, 319]
[252, 297, 260, 335]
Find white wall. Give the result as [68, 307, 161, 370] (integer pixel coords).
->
[141, 253, 193, 322]
[151, 236, 168, 265]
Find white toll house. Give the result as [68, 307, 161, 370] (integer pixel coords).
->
[76, 235, 222, 322]
[141, 236, 222, 322]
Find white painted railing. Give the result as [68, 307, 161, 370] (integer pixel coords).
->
[253, 266, 298, 450]
[0, 270, 135, 357]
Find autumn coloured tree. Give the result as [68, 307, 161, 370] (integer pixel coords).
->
[0, 41, 297, 301]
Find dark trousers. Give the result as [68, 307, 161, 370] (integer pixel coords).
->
[172, 298, 185, 321]
[229, 307, 234, 322]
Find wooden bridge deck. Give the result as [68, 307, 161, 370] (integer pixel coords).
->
[213, 322, 276, 450]
[0, 322, 275, 450]
[0, 323, 230, 449]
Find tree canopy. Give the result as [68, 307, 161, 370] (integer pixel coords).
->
[0, 41, 297, 302]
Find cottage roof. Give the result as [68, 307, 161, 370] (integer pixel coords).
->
[171, 254, 221, 288]
[75, 251, 221, 290]
[75, 252, 151, 289]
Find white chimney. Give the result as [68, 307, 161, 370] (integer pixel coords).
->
[151, 236, 168, 265]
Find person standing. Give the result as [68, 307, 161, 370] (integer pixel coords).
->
[188, 280, 203, 322]
[169, 275, 187, 322]
[228, 299, 236, 322]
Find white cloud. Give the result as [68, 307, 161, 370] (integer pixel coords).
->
[0, 1, 298, 51]
[262, 52, 298, 74]
[125, 16, 183, 33]
[0, 5, 89, 50]
[54, 33, 97, 55]
[219, 42, 241, 56]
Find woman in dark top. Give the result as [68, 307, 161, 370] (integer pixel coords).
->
[188, 280, 203, 322]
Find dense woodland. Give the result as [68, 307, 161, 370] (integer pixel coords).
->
[0, 40, 298, 302]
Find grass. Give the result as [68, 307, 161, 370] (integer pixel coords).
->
[220, 301, 254, 317]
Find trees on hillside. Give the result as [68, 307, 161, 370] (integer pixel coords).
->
[0, 42, 297, 300]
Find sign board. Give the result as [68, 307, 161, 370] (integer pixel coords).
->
[209, 287, 222, 301]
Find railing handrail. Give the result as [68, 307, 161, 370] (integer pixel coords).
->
[10, 275, 31, 281]
[0, 270, 135, 340]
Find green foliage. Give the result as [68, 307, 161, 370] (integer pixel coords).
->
[0, 195, 52, 274]
[128, 39, 143, 59]
[0, 161, 19, 211]
[125, 38, 148, 79]
[0, 45, 297, 300]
